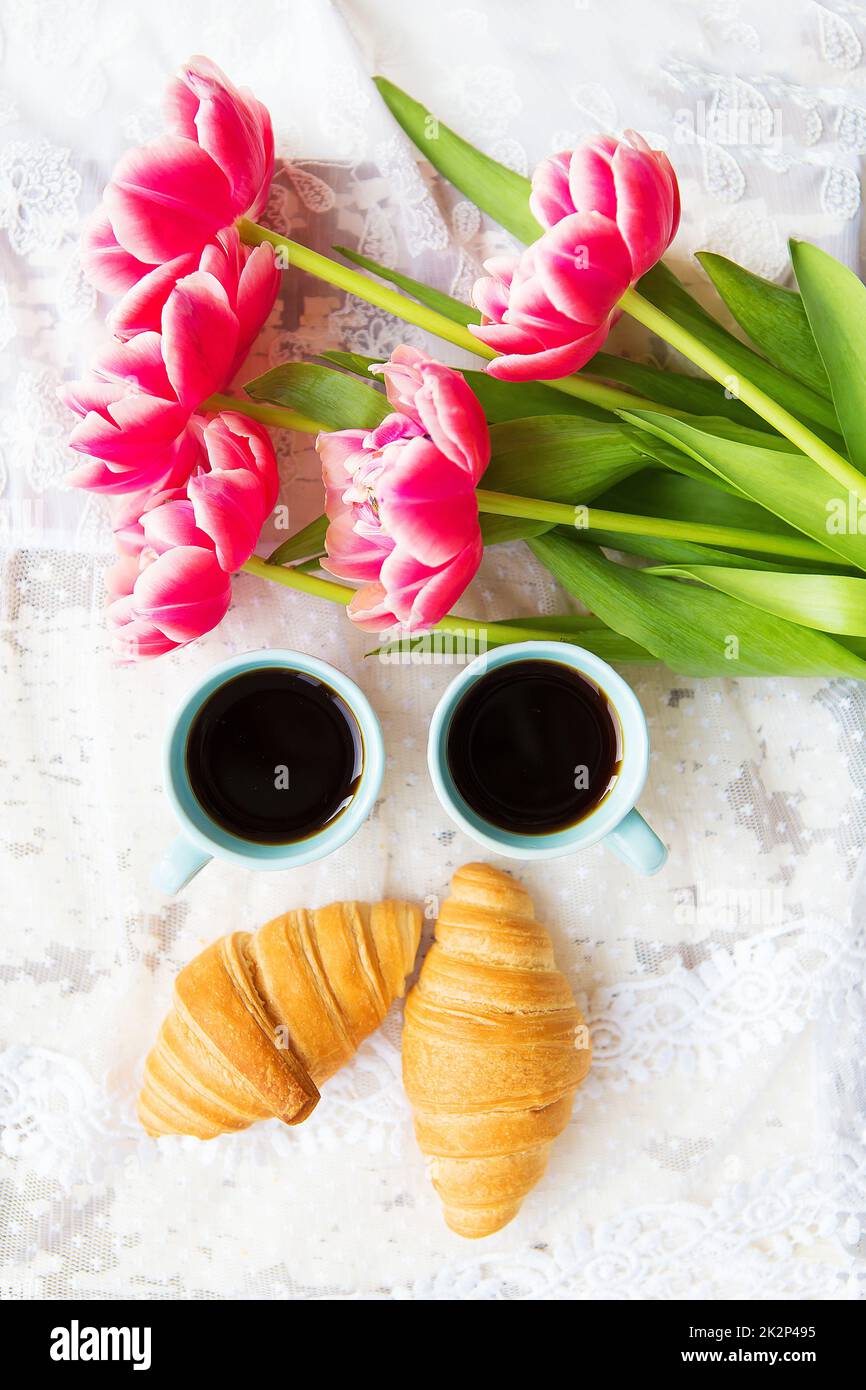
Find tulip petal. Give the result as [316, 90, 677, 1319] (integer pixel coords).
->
[234, 242, 280, 364]
[165, 55, 274, 219]
[89, 331, 174, 400]
[565, 137, 619, 219]
[483, 316, 613, 381]
[67, 455, 170, 494]
[65, 422, 200, 495]
[322, 510, 394, 583]
[69, 394, 188, 464]
[346, 581, 401, 633]
[142, 498, 213, 554]
[115, 624, 181, 660]
[406, 534, 483, 630]
[611, 139, 679, 278]
[529, 150, 576, 229]
[81, 205, 152, 295]
[106, 556, 140, 601]
[200, 229, 242, 298]
[412, 363, 490, 480]
[59, 377, 127, 419]
[483, 254, 519, 286]
[534, 212, 631, 323]
[188, 467, 265, 571]
[161, 270, 239, 409]
[468, 319, 543, 355]
[201, 412, 280, 515]
[373, 344, 430, 419]
[377, 533, 482, 630]
[104, 136, 235, 264]
[375, 435, 479, 568]
[132, 545, 232, 641]
[317, 429, 368, 516]
[365, 413, 422, 450]
[472, 271, 513, 323]
[108, 254, 197, 340]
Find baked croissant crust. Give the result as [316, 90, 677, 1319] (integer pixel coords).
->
[402, 863, 591, 1238]
[139, 898, 422, 1139]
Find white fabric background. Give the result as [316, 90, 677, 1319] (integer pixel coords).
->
[2, 0, 866, 1300]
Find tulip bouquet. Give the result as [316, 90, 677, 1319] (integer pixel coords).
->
[66, 57, 866, 677]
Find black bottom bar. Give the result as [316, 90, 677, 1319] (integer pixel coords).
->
[3, 1297, 859, 1373]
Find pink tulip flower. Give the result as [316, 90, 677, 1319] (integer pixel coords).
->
[471, 131, 679, 382]
[165, 55, 274, 225]
[529, 132, 680, 280]
[112, 412, 278, 576]
[80, 206, 154, 297]
[66, 428, 201, 497]
[61, 334, 201, 494]
[318, 352, 490, 634]
[471, 220, 629, 381]
[82, 56, 274, 293]
[108, 227, 279, 373]
[371, 345, 490, 479]
[62, 243, 276, 494]
[112, 485, 198, 556]
[104, 412, 279, 662]
[186, 413, 279, 572]
[107, 546, 232, 661]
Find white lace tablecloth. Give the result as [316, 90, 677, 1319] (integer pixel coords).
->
[2, 0, 866, 1301]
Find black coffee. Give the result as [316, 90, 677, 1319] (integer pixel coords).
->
[446, 659, 621, 834]
[186, 668, 363, 844]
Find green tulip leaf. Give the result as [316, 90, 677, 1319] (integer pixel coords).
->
[267, 514, 329, 566]
[334, 245, 478, 326]
[624, 414, 801, 503]
[587, 352, 770, 430]
[646, 564, 866, 636]
[620, 410, 866, 572]
[530, 531, 866, 677]
[485, 416, 644, 502]
[697, 252, 831, 398]
[592, 466, 851, 570]
[373, 77, 541, 244]
[464, 370, 612, 425]
[480, 514, 551, 544]
[791, 239, 866, 482]
[597, 466, 791, 532]
[368, 612, 655, 664]
[583, 531, 799, 569]
[245, 362, 390, 431]
[639, 262, 841, 438]
[318, 349, 379, 376]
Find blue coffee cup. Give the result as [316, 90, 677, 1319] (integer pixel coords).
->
[427, 640, 667, 875]
[154, 648, 385, 895]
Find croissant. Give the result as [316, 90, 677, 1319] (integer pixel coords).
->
[402, 863, 591, 1238]
[139, 898, 422, 1139]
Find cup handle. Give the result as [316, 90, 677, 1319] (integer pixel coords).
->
[152, 835, 212, 895]
[604, 808, 668, 875]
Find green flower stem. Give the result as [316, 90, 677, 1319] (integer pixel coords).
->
[204, 391, 325, 434]
[620, 286, 866, 498]
[240, 557, 539, 640]
[237, 217, 673, 417]
[242, 555, 354, 604]
[475, 488, 835, 563]
[242, 556, 628, 648]
[541, 370, 682, 415]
